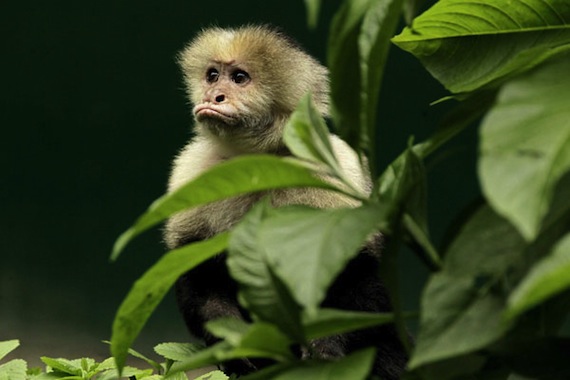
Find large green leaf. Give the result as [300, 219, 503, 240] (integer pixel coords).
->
[409, 272, 506, 369]
[506, 233, 570, 321]
[240, 348, 376, 380]
[410, 205, 524, 369]
[257, 204, 386, 313]
[392, 0, 570, 93]
[112, 155, 343, 260]
[479, 53, 570, 241]
[227, 202, 305, 343]
[303, 0, 322, 28]
[111, 233, 228, 372]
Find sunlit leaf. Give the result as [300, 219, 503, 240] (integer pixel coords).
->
[154, 342, 203, 362]
[0, 360, 26, 380]
[506, 233, 570, 321]
[479, 53, 570, 240]
[393, 0, 570, 93]
[0, 341, 19, 362]
[111, 233, 228, 372]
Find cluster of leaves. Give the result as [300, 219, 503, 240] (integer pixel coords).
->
[0, 340, 228, 380]
[108, 0, 570, 379]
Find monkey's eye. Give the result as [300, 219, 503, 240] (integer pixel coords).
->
[231, 70, 250, 84]
[206, 68, 219, 83]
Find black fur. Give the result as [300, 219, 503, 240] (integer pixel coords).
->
[175, 239, 408, 379]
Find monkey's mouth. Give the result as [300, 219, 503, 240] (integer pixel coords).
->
[194, 105, 236, 125]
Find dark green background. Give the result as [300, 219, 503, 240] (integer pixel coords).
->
[1, 0, 478, 363]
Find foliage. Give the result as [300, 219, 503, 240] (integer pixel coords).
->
[0, 340, 215, 380]
[105, 0, 570, 379]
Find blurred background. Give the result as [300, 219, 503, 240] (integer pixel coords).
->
[1, 0, 478, 365]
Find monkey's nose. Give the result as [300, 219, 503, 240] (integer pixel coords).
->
[214, 94, 225, 103]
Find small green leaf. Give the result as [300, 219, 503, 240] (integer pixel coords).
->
[112, 155, 342, 260]
[506, 233, 570, 321]
[0, 360, 27, 380]
[479, 53, 570, 241]
[392, 0, 570, 93]
[154, 342, 203, 362]
[111, 233, 228, 373]
[206, 318, 250, 347]
[0, 340, 19, 362]
[302, 308, 394, 341]
[167, 342, 233, 375]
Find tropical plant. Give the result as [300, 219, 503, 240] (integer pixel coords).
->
[109, 0, 570, 379]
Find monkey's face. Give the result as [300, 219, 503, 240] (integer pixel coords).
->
[192, 61, 273, 135]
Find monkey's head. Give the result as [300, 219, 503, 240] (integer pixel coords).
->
[178, 25, 329, 153]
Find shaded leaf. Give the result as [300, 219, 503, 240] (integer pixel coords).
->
[111, 233, 228, 372]
[303, 0, 322, 28]
[358, 0, 403, 160]
[392, 0, 570, 93]
[409, 272, 507, 369]
[506, 233, 570, 320]
[479, 53, 570, 240]
[112, 155, 342, 260]
[327, 0, 371, 148]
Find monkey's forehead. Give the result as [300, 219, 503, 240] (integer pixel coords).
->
[179, 26, 295, 69]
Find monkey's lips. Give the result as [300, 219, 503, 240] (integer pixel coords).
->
[194, 104, 236, 124]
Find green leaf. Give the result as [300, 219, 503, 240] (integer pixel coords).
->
[358, 0, 403, 162]
[327, 0, 371, 148]
[40, 358, 85, 376]
[258, 204, 386, 312]
[241, 348, 375, 380]
[303, 0, 322, 28]
[392, 0, 570, 93]
[111, 233, 228, 373]
[154, 342, 203, 362]
[167, 342, 233, 375]
[227, 202, 305, 343]
[112, 155, 342, 260]
[479, 53, 570, 241]
[444, 205, 526, 278]
[194, 370, 229, 380]
[0, 360, 27, 380]
[0, 340, 19, 362]
[409, 272, 507, 369]
[302, 308, 394, 341]
[328, 0, 403, 160]
[403, 0, 426, 25]
[506, 233, 570, 321]
[283, 94, 344, 176]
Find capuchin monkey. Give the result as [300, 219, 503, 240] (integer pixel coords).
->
[164, 25, 408, 379]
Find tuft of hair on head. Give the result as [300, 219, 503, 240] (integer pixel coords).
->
[177, 24, 329, 116]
